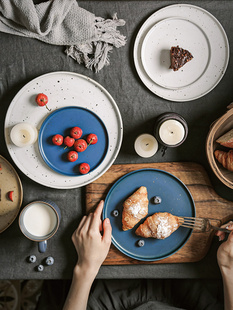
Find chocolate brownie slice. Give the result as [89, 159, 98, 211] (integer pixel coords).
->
[170, 46, 193, 71]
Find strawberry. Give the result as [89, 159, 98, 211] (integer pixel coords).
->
[8, 191, 13, 202]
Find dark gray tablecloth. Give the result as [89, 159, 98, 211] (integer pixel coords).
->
[0, 0, 233, 280]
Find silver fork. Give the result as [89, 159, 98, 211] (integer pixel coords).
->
[178, 217, 231, 233]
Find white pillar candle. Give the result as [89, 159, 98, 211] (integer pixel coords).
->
[10, 123, 38, 147]
[134, 134, 158, 158]
[159, 119, 185, 146]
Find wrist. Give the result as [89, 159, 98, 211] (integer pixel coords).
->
[220, 266, 233, 282]
[73, 264, 98, 283]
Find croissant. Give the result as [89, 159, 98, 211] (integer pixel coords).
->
[135, 212, 180, 239]
[214, 149, 233, 172]
[122, 186, 148, 231]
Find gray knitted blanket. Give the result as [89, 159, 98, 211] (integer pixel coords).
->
[0, 0, 126, 71]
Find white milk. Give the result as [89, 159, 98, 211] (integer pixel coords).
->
[23, 202, 57, 237]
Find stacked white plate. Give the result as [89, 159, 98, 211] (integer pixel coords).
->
[4, 72, 123, 189]
[134, 4, 229, 101]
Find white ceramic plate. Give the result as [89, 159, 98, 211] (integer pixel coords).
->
[141, 17, 210, 89]
[4, 72, 123, 189]
[134, 4, 229, 101]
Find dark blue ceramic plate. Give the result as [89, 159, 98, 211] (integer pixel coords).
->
[103, 169, 195, 261]
[38, 107, 108, 176]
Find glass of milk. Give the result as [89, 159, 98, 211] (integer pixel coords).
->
[19, 200, 61, 253]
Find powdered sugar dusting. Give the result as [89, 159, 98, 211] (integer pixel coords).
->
[128, 202, 141, 217]
[157, 216, 178, 239]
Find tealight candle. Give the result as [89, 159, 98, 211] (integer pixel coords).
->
[134, 134, 158, 158]
[159, 119, 185, 146]
[10, 123, 38, 147]
[154, 112, 188, 147]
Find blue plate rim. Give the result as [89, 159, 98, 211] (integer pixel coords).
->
[38, 106, 109, 176]
[103, 168, 195, 261]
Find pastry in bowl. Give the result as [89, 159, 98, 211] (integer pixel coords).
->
[216, 128, 233, 148]
[214, 149, 233, 172]
[122, 186, 148, 231]
[135, 212, 180, 239]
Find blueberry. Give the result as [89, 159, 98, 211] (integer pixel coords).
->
[152, 196, 162, 204]
[137, 240, 145, 247]
[37, 264, 44, 272]
[28, 255, 36, 263]
[112, 210, 119, 217]
[45, 256, 54, 266]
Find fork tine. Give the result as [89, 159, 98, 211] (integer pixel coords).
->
[178, 216, 204, 231]
[181, 224, 202, 230]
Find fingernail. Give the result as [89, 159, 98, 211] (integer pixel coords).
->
[226, 224, 233, 229]
[105, 218, 110, 224]
[219, 236, 222, 241]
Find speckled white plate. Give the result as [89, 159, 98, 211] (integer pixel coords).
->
[141, 17, 210, 89]
[4, 72, 123, 189]
[0, 155, 23, 233]
[134, 4, 229, 101]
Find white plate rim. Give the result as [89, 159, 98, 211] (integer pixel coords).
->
[134, 3, 230, 102]
[4, 71, 123, 189]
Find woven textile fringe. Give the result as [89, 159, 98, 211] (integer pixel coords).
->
[65, 13, 126, 72]
[0, 0, 126, 72]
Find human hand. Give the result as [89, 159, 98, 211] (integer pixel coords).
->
[215, 222, 233, 309]
[72, 200, 112, 279]
[215, 222, 233, 271]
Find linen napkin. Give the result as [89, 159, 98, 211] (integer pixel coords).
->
[0, 0, 126, 71]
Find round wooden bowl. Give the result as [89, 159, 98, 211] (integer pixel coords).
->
[206, 104, 233, 189]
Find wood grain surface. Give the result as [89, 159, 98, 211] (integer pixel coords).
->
[86, 162, 233, 265]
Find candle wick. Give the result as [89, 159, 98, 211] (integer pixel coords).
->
[23, 135, 26, 138]
[146, 143, 149, 146]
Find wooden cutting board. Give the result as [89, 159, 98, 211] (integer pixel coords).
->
[86, 162, 233, 265]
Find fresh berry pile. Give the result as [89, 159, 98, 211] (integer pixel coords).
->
[52, 127, 98, 174]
